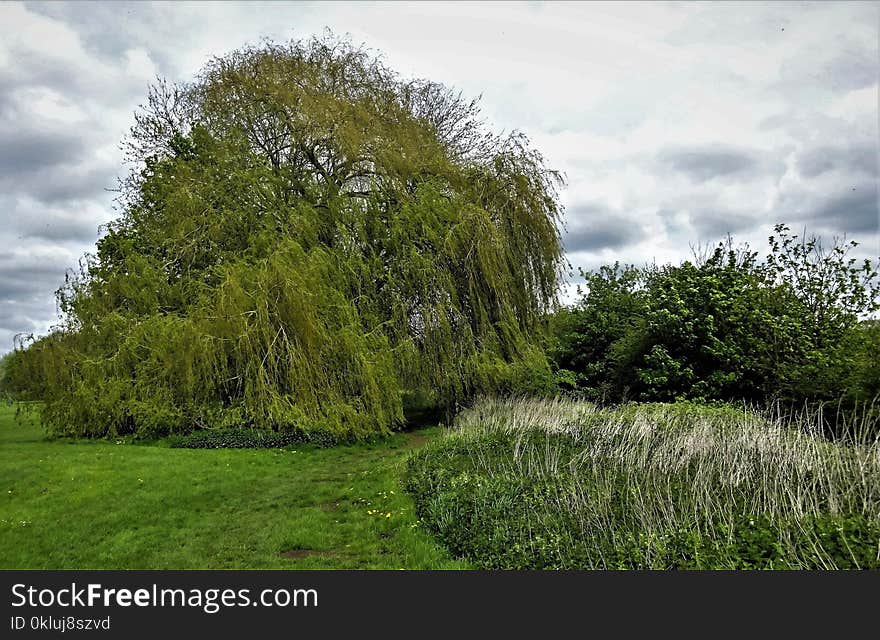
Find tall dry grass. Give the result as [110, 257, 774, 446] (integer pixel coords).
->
[411, 397, 880, 568]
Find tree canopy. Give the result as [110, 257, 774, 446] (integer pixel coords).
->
[9, 35, 565, 439]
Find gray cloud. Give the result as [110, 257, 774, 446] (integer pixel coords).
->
[656, 208, 685, 236]
[0, 266, 67, 353]
[0, 240, 72, 347]
[0, 192, 109, 248]
[778, 44, 880, 96]
[0, 300, 58, 352]
[0, 126, 86, 176]
[27, 2, 151, 53]
[563, 204, 648, 253]
[797, 143, 878, 179]
[658, 206, 759, 240]
[0, 296, 57, 329]
[775, 175, 879, 240]
[5, 164, 117, 206]
[0, 70, 120, 208]
[18, 210, 105, 243]
[0, 36, 154, 110]
[689, 209, 760, 239]
[758, 111, 792, 131]
[25, 1, 178, 76]
[656, 146, 762, 183]
[664, 3, 798, 47]
[0, 251, 71, 300]
[807, 186, 879, 235]
[821, 48, 879, 94]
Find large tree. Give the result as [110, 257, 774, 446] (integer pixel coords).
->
[13, 36, 564, 439]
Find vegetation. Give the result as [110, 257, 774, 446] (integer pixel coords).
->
[168, 427, 338, 449]
[406, 397, 880, 569]
[551, 226, 879, 423]
[1, 34, 876, 573]
[0, 403, 466, 569]
[2, 34, 563, 440]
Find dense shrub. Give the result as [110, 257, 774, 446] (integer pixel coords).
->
[405, 398, 880, 569]
[551, 226, 879, 416]
[551, 263, 645, 398]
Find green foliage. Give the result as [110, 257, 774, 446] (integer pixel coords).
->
[5, 35, 563, 440]
[405, 398, 880, 569]
[636, 245, 785, 402]
[767, 224, 880, 340]
[0, 342, 51, 402]
[551, 227, 879, 412]
[550, 263, 645, 399]
[0, 351, 18, 400]
[765, 224, 880, 407]
[842, 320, 880, 404]
[0, 352, 9, 391]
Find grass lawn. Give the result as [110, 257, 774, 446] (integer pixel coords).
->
[0, 404, 468, 569]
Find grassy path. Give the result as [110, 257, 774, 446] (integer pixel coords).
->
[0, 405, 467, 569]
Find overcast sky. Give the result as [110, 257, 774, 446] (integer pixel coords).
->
[0, 1, 877, 352]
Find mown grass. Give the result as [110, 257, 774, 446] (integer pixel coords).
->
[405, 397, 880, 569]
[0, 404, 468, 569]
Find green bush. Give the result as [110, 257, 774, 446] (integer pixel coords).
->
[550, 226, 879, 416]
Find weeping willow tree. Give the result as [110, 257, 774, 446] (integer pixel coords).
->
[11, 35, 564, 440]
